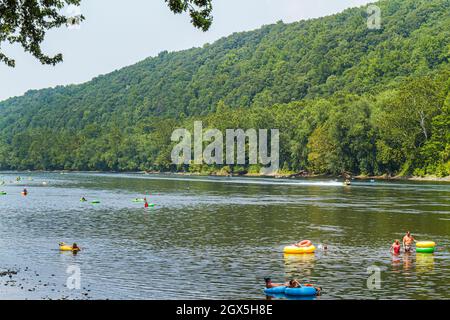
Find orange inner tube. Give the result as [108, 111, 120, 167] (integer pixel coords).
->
[298, 240, 312, 247]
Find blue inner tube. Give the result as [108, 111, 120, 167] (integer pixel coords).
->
[285, 287, 317, 296]
[264, 286, 287, 294]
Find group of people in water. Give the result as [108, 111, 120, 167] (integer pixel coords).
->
[390, 231, 416, 255]
[81, 196, 151, 207]
[265, 231, 419, 296]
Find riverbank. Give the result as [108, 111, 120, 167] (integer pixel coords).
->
[2, 169, 449, 183]
[0, 267, 92, 300]
[169, 171, 450, 182]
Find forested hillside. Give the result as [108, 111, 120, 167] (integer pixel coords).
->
[0, 0, 449, 177]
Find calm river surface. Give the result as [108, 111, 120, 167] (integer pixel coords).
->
[0, 172, 449, 300]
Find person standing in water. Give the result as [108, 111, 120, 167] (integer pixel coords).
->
[402, 231, 416, 253]
[144, 197, 149, 208]
[390, 240, 401, 255]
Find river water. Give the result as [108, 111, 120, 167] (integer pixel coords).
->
[0, 172, 449, 300]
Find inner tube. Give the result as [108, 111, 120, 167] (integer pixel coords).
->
[416, 241, 436, 248]
[284, 245, 316, 254]
[264, 286, 287, 294]
[0, 192, 6, 195]
[298, 240, 312, 247]
[416, 247, 434, 254]
[284, 287, 317, 296]
[59, 245, 81, 252]
[91, 200, 100, 204]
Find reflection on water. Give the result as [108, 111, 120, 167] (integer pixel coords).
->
[283, 254, 316, 277]
[0, 172, 449, 300]
[416, 254, 435, 273]
[266, 293, 317, 301]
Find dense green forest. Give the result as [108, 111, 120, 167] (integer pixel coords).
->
[0, 0, 449, 177]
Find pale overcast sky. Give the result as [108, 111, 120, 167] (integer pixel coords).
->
[0, 0, 372, 101]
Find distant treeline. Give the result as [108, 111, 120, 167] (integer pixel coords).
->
[0, 0, 449, 177]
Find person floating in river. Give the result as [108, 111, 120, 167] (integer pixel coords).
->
[288, 279, 301, 288]
[265, 278, 322, 295]
[390, 240, 401, 255]
[402, 231, 416, 253]
[22, 188, 28, 196]
[80, 197, 87, 202]
[144, 198, 149, 208]
[288, 279, 323, 295]
[264, 278, 289, 289]
[72, 243, 80, 251]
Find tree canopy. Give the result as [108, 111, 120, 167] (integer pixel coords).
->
[0, 0, 213, 67]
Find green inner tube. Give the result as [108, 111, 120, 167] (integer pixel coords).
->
[91, 201, 100, 204]
[0, 192, 7, 195]
[416, 247, 435, 253]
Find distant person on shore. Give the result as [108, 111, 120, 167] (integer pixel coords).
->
[390, 240, 401, 255]
[403, 231, 416, 253]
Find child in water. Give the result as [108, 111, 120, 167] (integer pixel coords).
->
[390, 240, 401, 255]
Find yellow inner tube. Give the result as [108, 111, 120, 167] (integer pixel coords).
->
[59, 245, 80, 251]
[283, 245, 316, 254]
[416, 241, 436, 248]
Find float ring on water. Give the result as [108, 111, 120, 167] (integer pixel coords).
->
[283, 245, 316, 254]
[416, 247, 434, 254]
[416, 241, 436, 248]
